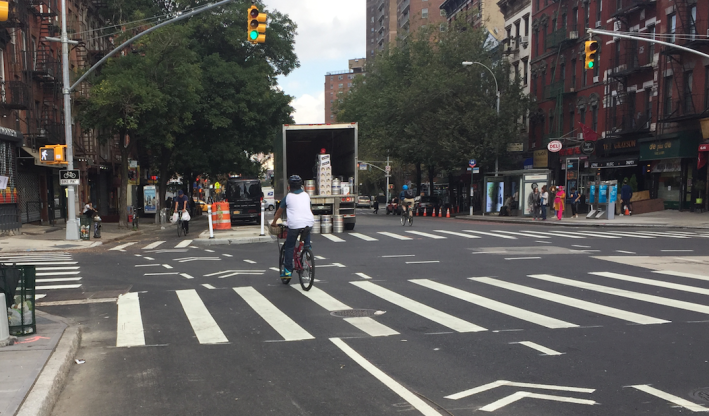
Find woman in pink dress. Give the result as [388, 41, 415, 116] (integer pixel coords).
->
[554, 186, 565, 220]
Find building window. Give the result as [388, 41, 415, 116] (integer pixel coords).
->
[339, 83, 343, 88]
[569, 110, 575, 133]
[422, 8, 428, 18]
[663, 76, 672, 117]
[648, 25, 655, 64]
[534, 33, 538, 55]
[514, 62, 519, 81]
[560, 63, 565, 81]
[330, 84, 333, 89]
[591, 105, 598, 131]
[440, 9, 446, 16]
[593, 51, 600, 77]
[348, 83, 352, 87]
[524, 15, 529, 36]
[561, 13, 567, 30]
[645, 88, 653, 122]
[689, 5, 697, 40]
[582, 56, 588, 86]
[668, 14, 676, 43]
[535, 0, 539, 12]
[584, 3, 590, 29]
[614, 41, 620, 67]
[617, 0, 622, 11]
[572, 8, 578, 27]
[683, 71, 693, 113]
[338, 75, 343, 80]
[523, 59, 528, 85]
[571, 59, 576, 88]
[596, 0, 601, 24]
[549, 114, 554, 134]
[580, 108, 586, 125]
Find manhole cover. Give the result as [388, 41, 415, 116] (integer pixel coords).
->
[689, 388, 709, 403]
[331, 309, 378, 318]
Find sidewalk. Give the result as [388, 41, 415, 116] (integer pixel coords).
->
[454, 209, 709, 229]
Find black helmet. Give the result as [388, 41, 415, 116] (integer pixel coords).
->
[288, 175, 303, 189]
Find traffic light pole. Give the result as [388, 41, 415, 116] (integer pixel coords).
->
[49, 0, 235, 240]
[587, 29, 709, 60]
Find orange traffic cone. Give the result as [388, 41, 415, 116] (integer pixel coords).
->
[624, 207, 630, 216]
[423, 209, 427, 217]
[446, 208, 451, 218]
[414, 208, 418, 216]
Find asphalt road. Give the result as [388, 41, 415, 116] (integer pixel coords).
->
[26, 209, 709, 415]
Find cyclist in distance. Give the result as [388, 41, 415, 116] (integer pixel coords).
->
[401, 185, 415, 217]
[173, 189, 190, 234]
[271, 175, 315, 279]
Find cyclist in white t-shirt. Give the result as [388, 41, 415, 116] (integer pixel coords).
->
[271, 175, 315, 278]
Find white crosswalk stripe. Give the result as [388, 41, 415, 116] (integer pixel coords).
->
[472, 277, 669, 325]
[462, 230, 517, 239]
[110, 242, 137, 251]
[632, 231, 691, 239]
[350, 281, 487, 332]
[0, 253, 83, 297]
[377, 232, 413, 240]
[233, 287, 314, 341]
[652, 270, 709, 283]
[607, 231, 655, 239]
[533, 231, 586, 239]
[116, 292, 145, 347]
[411, 279, 578, 328]
[406, 231, 447, 239]
[349, 232, 378, 241]
[433, 230, 481, 238]
[321, 234, 345, 242]
[175, 240, 193, 248]
[143, 241, 166, 250]
[590, 272, 709, 296]
[492, 230, 550, 238]
[176, 289, 229, 344]
[529, 274, 709, 315]
[563, 231, 622, 239]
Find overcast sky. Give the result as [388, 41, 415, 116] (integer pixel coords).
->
[265, 0, 366, 124]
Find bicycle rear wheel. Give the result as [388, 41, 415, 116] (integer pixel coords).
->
[279, 244, 290, 284]
[400, 209, 406, 226]
[408, 211, 413, 226]
[299, 247, 314, 291]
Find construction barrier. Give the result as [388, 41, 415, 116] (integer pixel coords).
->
[212, 202, 232, 230]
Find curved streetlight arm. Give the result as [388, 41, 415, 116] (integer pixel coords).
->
[463, 61, 501, 177]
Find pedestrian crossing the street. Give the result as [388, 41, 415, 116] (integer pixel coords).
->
[109, 268, 709, 347]
[0, 253, 82, 300]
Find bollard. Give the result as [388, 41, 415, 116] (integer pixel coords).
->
[0, 293, 9, 345]
[259, 198, 265, 236]
[208, 204, 214, 239]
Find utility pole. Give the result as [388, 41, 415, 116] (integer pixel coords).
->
[48, 0, 235, 240]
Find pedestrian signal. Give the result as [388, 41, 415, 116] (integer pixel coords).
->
[248, 5, 267, 44]
[39, 145, 67, 165]
[39, 146, 54, 163]
[584, 40, 598, 69]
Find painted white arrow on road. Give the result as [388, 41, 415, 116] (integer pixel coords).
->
[173, 257, 221, 263]
[446, 380, 596, 411]
[318, 263, 346, 268]
[204, 270, 266, 278]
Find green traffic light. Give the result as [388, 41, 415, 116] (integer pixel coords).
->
[250, 30, 258, 40]
[588, 61, 594, 68]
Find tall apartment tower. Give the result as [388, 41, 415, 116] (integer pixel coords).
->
[440, 0, 505, 35]
[325, 58, 366, 122]
[367, 0, 449, 59]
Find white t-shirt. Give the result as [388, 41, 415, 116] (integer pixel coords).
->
[541, 192, 549, 205]
[282, 191, 314, 229]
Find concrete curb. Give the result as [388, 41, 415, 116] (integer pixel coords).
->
[15, 316, 82, 416]
[451, 215, 709, 229]
[192, 236, 275, 246]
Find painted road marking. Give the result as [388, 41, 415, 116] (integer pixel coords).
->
[233, 287, 314, 341]
[34, 294, 47, 300]
[536, 240, 552, 244]
[204, 249, 215, 253]
[321, 234, 346, 242]
[473, 277, 669, 325]
[314, 256, 326, 260]
[142, 241, 165, 250]
[505, 257, 542, 260]
[292, 286, 398, 337]
[269, 267, 280, 272]
[144, 257, 155, 261]
[244, 259, 256, 264]
[406, 261, 440, 264]
[202, 284, 216, 289]
[629, 231, 689, 239]
[538, 231, 586, 239]
[653, 270, 709, 282]
[176, 289, 228, 344]
[529, 274, 709, 315]
[223, 254, 234, 257]
[144, 272, 180, 276]
[616, 250, 636, 254]
[35, 271, 79, 276]
[445, 380, 595, 400]
[174, 257, 221, 263]
[572, 245, 591, 248]
[36, 277, 82, 283]
[412, 279, 577, 329]
[175, 240, 192, 248]
[349, 233, 378, 241]
[405, 231, 447, 239]
[355, 273, 373, 279]
[434, 230, 481, 238]
[116, 292, 145, 347]
[134, 264, 161, 268]
[590, 271, 709, 296]
[35, 284, 82, 290]
[13, 262, 77, 266]
[609, 232, 655, 239]
[463, 230, 516, 239]
[180, 273, 194, 279]
[511, 341, 564, 356]
[661, 249, 694, 252]
[493, 230, 550, 238]
[318, 263, 346, 268]
[377, 232, 412, 240]
[37, 298, 116, 307]
[35, 266, 79, 271]
[480, 392, 597, 412]
[629, 385, 709, 412]
[110, 242, 137, 251]
[381, 255, 415, 258]
[162, 264, 173, 269]
[351, 281, 486, 333]
[331, 338, 442, 416]
[560, 231, 622, 239]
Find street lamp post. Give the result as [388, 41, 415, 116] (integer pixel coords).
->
[462, 61, 500, 176]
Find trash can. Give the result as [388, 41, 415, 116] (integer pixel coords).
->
[0, 264, 36, 336]
[80, 217, 92, 240]
[93, 216, 102, 238]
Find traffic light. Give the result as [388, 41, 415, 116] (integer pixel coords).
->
[247, 5, 267, 44]
[584, 40, 598, 70]
[38, 145, 67, 164]
[0, 2, 8, 22]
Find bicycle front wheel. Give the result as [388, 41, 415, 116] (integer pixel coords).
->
[177, 220, 182, 237]
[299, 247, 314, 291]
[279, 244, 290, 284]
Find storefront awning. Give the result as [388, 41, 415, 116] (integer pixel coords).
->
[588, 157, 638, 169]
[0, 127, 23, 146]
[640, 132, 701, 161]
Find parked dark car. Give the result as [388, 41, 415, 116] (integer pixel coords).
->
[225, 178, 263, 225]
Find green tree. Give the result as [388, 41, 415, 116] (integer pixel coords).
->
[337, 21, 529, 193]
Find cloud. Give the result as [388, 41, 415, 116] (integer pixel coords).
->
[266, 0, 366, 62]
[291, 91, 325, 124]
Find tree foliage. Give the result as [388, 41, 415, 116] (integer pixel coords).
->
[336, 22, 530, 192]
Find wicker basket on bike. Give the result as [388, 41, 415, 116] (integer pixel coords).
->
[269, 220, 288, 239]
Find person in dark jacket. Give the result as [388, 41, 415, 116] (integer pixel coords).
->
[621, 179, 633, 215]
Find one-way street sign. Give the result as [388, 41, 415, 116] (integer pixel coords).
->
[59, 170, 80, 186]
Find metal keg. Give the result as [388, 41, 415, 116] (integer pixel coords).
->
[311, 215, 321, 234]
[331, 178, 341, 195]
[332, 215, 344, 233]
[305, 180, 316, 196]
[320, 214, 332, 234]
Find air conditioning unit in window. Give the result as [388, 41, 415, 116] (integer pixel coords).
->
[569, 31, 579, 39]
[521, 36, 529, 45]
[595, 21, 602, 28]
[577, 133, 584, 140]
[593, 76, 599, 83]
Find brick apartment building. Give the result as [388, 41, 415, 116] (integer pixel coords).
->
[0, 0, 117, 232]
[440, 0, 506, 36]
[324, 58, 366, 122]
[529, 0, 708, 210]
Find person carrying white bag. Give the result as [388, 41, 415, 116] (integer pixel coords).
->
[173, 189, 190, 234]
